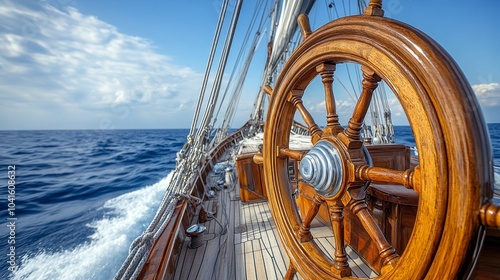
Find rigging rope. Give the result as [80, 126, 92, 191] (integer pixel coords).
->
[212, 0, 269, 136]
[189, 0, 230, 138]
[196, 0, 244, 146]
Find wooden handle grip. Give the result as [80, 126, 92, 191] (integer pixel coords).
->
[480, 199, 500, 229]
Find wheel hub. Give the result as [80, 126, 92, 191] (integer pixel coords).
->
[299, 140, 344, 197]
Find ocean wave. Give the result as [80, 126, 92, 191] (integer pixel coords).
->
[11, 172, 173, 280]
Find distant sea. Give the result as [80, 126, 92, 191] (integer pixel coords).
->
[1, 126, 499, 280]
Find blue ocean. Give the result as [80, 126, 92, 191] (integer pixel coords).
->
[1, 126, 499, 279]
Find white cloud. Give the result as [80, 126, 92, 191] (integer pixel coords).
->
[472, 83, 500, 107]
[0, 1, 203, 129]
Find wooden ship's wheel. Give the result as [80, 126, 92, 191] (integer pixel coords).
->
[262, 2, 499, 279]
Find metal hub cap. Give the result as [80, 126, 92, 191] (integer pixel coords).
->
[299, 140, 344, 197]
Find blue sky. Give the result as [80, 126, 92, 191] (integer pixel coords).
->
[0, 0, 499, 130]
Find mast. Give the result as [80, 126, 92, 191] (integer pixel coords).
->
[251, 0, 316, 125]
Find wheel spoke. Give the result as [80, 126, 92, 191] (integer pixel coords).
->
[278, 147, 308, 161]
[344, 65, 381, 140]
[356, 165, 419, 192]
[347, 193, 399, 269]
[317, 63, 343, 134]
[252, 153, 263, 164]
[289, 90, 323, 142]
[480, 201, 500, 229]
[284, 264, 297, 280]
[297, 194, 324, 242]
[327, 200, 351, 277]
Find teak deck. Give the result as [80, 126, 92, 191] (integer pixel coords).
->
[173, 168, 376, 280]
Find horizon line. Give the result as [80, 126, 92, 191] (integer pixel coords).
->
[1, 123, 500, 132]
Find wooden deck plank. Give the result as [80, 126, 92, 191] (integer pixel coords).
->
[173, 240, 189, 279]
[204, 191, 231, 279]
[225, 190, 238, 280]
[235, 241, 246, 280]
[253, 204, 276, 279]
[244, 240, 257, 279]
[256, 202, 286, 279]
[253, 239, 269, 279]
[233, 185, 247, 280]
[311, 225, 377, 278]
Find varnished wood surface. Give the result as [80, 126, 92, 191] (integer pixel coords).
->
[262, 10, 496, 279]
[236, 152, 267, 202]
[367, 184, 418, 206]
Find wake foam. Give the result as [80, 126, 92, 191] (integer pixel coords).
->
[12, 172, 173, 280]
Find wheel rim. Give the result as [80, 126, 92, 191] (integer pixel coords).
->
[263, 15, 492, 279]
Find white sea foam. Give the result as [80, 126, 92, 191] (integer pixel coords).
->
[12, 172, 173, 280]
